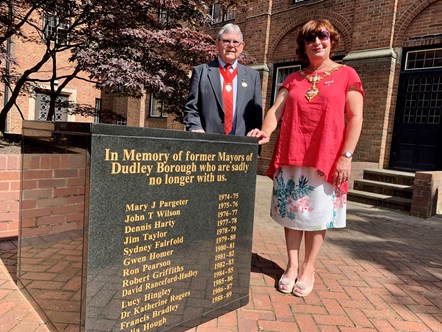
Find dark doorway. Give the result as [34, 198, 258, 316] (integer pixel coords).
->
[390, 47, 442, 171]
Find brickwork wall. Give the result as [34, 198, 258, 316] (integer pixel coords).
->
[206, 0, 441, 180]
[351, 0, 397, 50]
[111, 97, 129, 121]
[2, 1, 441, 239]
[126, 97, 144, 127]
[246, 0, 441, 177]
[344, 56, 395, 164]
[4, 11, 99, 134]
[0, 154, 21, 238]
[411, 171, 442, 218]
[349, 161, 380, 190]
[257, 0, 381, 170]
[20, 154, 86, 239]
[267, 1, 355, 63]
[166, 117, 184, 131]
[235, 9, 269, 62]
[396, 0, 442, 47]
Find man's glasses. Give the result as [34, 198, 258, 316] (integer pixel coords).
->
[304, 30, 330, 43]
[220, 39, 243, 47]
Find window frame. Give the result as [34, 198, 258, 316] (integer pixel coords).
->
[34, 91, 69, 122]
[43, 13, 70, 45]
[210, 4, 235, 25]
[157, 8, 171, 28]
[149, 95, 168, 118]
[405, 48, 442, 71]
[116, 117, 127, 125]
[272, 64, 302, 103]
[94, 98, 102, 123]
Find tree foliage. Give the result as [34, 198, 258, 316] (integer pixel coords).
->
[0, 0, 256, 134]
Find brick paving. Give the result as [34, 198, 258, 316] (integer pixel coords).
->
[1, 175, 442, 331]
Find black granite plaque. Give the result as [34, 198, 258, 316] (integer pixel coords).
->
[18, 121, 258, 332]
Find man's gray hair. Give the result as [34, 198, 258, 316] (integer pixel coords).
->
[217, 23, 243, 41]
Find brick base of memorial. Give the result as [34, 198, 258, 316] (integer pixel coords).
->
[18, 121, 259, 332]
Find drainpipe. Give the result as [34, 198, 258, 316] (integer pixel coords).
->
[3, 37, 11, 132]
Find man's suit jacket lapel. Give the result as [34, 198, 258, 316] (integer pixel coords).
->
[206, 59, 223, 111]
[236, 64, 247, 115]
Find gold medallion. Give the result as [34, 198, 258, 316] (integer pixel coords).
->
[306, 87, 319, 101]
[299, 65, 344, 102]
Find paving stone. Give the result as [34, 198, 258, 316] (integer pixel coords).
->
[0, 176, 441, 331]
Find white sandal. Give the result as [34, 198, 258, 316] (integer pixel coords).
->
[293, 274, 315, 297]
[278, 276, 296, 294]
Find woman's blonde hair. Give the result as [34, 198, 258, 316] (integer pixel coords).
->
[296, 19, 340, 63]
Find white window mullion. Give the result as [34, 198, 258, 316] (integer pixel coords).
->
[274, 65, 301, 102]
[405, 48, 442, 70]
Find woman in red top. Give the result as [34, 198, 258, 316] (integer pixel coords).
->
[248, 19, 364, 297]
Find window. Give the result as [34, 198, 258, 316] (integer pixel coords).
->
[157, 8, 170, 28]
[35, 93, 68, 121]
[94, 98, 101, 123]
[150, 96, 168, 118]
[211, 4, 235, 24]
[117, 117, 127, 125]
[273, 65, 302, 102]
[403, 76, 441, 125]
[118, 84, 126, 93]
[43, 14, 70, 45]
[405, 48, 442, 70]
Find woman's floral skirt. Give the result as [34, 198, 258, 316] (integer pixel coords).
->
[270, 166, 347, 231]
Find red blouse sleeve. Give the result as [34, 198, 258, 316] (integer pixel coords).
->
[346, 67, 364, 97]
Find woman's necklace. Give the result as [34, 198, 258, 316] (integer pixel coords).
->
[299, 65, 344, 102]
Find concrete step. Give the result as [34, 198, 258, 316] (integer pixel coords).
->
[353, 179, 413, 199]
[363, 169, 415, 186]
[348, 189, 412, 212]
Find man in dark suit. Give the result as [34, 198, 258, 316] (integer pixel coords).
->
[184, 23, 263, 135]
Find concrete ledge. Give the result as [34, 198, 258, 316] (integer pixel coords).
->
[344, 48, 397, 61]
[250, 64, 270, 72]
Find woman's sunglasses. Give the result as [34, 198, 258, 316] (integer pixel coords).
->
[304, 30, 330, 43]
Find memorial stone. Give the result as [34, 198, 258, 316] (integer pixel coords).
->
[18, 121, 259, 332]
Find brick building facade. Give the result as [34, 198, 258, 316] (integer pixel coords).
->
[207, 0, 442, 177]
[0, 6, 187, 134]
[92, 0, 442, 219]
[1, 1, 441, 239]
[2, 1, 441, 173]
[1, 12, 100, 134]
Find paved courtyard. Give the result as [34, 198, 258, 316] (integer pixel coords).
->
[1, 175, 441, 331]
